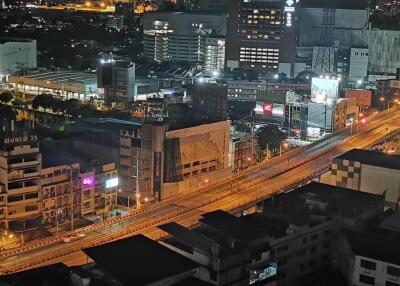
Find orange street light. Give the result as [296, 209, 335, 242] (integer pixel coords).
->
[204, 178, 209, 183]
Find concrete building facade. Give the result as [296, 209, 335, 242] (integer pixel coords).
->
[0, 37, 37, 79]
[97, 60, 135, 103]
[0, 132, 42, 231]
[330, 149, 400, 208]
[369, 29, 400, 76]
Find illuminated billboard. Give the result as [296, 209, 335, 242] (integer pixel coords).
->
[254, 101, 285, 118]
[311, 78, 339, 106]
[307, 127, 321, 138]
[106, 178, 119, 188]
[82, 176, 94, 188]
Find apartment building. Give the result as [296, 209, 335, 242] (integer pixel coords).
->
[260, 182, 385, 286]
[159, 211, 277, 286]
[0, 131, 42, 231]
[41, 163, 79, 227]
[337, 230, 400, 286]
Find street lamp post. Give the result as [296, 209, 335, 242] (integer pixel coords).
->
[279, 142, 289, 157]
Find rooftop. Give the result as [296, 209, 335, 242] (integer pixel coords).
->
[0, 36, 34, 44]
[200, 210, 268, 242]
[263, 182, 384, 221]
[0, 263, 71, 286]
[13, 70, 97, 85]
[41, 140, 99, 170]
[82, 234, 199, 286]
[336, 149, 400, 170]
[300, 0, 368, 10]
[344, 230, 400, 265]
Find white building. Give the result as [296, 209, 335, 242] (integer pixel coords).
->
[0, 37, 37, 80]
[329, 149, 400, 208]
[337, 230, 400, 286]
[141, 11, 227, 63]
[369, 28, 400, 75]
[349, 48, 369, 82]
[204, 37, 225, 75]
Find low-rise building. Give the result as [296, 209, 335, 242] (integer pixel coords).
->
[10, 69, 97, 100]
[329, 149, 400, 208]
[0, 37, 37, 80]
[159, 211, 277, 286]
[336, 230, 400, 286]
[259, 182, 384, 285]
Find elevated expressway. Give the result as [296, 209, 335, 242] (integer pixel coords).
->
[1, 106, 399, 274]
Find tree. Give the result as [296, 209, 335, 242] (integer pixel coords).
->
[64, 98, 81, 117]
[235, 124, 251, 134]
[256, 125, 286, 150]
[0, 91, 14, 103]
[32, 93, 55, 110]
[0, 105, 16, 121]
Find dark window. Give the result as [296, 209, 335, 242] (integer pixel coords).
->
[359, 274, 375, 285]
[311, 233, 318, 241]
[302, 237, 308, 244]
[361, 259, 376, 271]
[25, 192, 38, 200]
[309, 259, 317, 267]
[8, 195, 23, 203]
[387, 266, 400, 277]
[387, 281, 399, 286]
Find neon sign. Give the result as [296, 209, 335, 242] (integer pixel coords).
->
[82, 176, 94, 188]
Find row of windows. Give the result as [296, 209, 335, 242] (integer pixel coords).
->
[240, 47, 279, 52]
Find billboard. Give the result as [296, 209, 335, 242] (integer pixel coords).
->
[311, 78, 339, 106]
[345, 89, 372, 107]
[106, 178, 119, 188]
[254, 101, 284, 118]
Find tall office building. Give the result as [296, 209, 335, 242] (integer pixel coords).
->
[226, 0, 284, 70]
[204, 37, 226, 74]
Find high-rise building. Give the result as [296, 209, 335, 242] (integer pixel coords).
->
[204, 37, 226, 75]
[97, 60, 135, 103]
[141, 11, 227, 63]
[192, 82, 228, 121]
[226, 0, 284, 70]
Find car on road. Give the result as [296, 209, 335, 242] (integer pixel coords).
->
[62, 233, 85, 243]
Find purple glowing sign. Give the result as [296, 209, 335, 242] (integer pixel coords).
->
[82, 176, 94, 188]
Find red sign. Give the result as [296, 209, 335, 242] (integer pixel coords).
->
[346, 90, 372, 107]
[263, 102, 273, 115]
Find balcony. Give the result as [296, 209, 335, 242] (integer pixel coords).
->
[41, 174, 69, 186]
[7, 184, 40, 196]
[8, 170, 40, 181]
[9, 159, 40, 169]
[8, 147, 39, 156]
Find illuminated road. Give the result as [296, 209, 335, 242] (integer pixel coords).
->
[0, 106, 399, 274]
